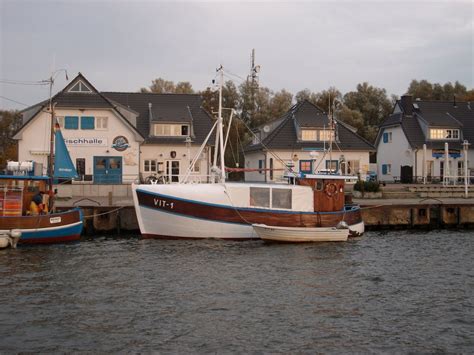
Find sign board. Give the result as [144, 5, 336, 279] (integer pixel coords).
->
[64, 137, 108, 147]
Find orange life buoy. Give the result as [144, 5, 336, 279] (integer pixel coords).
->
[324, 183, 338, 197]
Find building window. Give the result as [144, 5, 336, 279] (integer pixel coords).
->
[299, 160, 312, 174]
[382, 164, 392, 175]
[192, 160, 201, 173]
[301, 129, 317, 141]
[326, 160, 339, 172]
[383, 132, 392, 143]
[154, 124, 190, 137]
[269, 158, 274, 181]
[319, 130, 335, 142]
[64, 116, 79, 130]
[430, 129, 460, 140]
[96, 117, 108, 130]
[81, 116, 95, 130]
[258, 159, 265, 174]
[144, 160, 157, 172]
[68, 80, 92, 93]
[347, 160, 360, 175]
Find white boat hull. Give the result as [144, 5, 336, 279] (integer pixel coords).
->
[132, 184, 365, 240]
[253, 224, 349, 242]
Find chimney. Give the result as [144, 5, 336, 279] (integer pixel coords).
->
[453, 95, 457, 108]
[148, 102, 153, 120]
[400, 94, 413, 115]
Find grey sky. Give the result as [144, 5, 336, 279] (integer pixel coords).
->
[1, 0, 472, 110]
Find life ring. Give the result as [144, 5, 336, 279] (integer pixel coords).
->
[324, 183, 338, 197]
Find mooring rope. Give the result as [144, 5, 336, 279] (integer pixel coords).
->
[82, 206, 126, 219]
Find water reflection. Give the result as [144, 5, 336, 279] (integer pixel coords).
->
[0, 231, 473, 353]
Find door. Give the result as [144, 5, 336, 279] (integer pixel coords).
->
[94, 156, 122, 184]
[166, 160, 180, 183]
[427, 160, 434, 181]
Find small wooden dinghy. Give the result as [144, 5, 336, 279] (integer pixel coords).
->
[253, 224, 349, 242]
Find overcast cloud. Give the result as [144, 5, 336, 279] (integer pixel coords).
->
[0, 0, 472, 110]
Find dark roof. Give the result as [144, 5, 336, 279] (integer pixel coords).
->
[246, 100, 375, 152]
[293, 101, 329, 127]
[379, 99, 474, 149]
[102, 92, 214, 145]
[15, 73, 144, 140]
[380, 113, 403, 128]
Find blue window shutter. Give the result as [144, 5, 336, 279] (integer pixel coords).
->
[383, 132, 388, 143]
[81, 116, 95, 129]
[65, 116, 78, 129]
[382, 164, 387, 174]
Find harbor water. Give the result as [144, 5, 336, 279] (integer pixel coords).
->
[0, 231, 473, 353]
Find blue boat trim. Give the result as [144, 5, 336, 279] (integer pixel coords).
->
[136, 189, 359, 215]
[20, 222, 83, 240]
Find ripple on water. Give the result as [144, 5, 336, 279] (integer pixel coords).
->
[0, 230, 473, 353]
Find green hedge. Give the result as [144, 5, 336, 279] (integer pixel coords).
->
[354, 181, 380, 192]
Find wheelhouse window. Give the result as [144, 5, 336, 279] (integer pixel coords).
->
[250, 187, 270, 208]
[272, 189, 292, 209]
[429, 129, 460, 140]
[153, 124, 190, 137]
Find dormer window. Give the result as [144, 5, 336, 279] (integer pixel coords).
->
[68, 80, 92, 93]
[154, 123, 190, 137]
[301, 129, 317, 141]
[301, 129, 335, 141]
[429, 129, 459, 140]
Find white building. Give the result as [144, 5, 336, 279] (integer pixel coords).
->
[14, 73, 214, 184]
[376, 95, 474, 183]
[244, 101, 375, 182]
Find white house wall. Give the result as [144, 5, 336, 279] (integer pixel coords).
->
[377, 126, 413, 181]
[17, 108, 141, 183]
[140, 144, 210, 183]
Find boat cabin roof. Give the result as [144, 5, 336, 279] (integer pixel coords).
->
[285, 172, 358, 180]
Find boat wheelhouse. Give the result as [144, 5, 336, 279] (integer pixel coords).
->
[0, 175, 83, 244]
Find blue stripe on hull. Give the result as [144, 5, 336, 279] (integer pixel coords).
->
[20, 223, 83, 243]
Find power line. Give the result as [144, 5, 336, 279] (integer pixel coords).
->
[0, 79, 48, 86]
[0, 95, 31, 107]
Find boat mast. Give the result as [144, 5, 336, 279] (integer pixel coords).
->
[212, 65, 226, 182]
[46, 69, 68, 209]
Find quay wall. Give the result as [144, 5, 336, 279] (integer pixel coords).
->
[361, 204, 474, 230]
[59, 203, 474, 235]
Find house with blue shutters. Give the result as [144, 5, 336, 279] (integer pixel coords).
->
[14, 73, 214, 184]
[244, 100, 375, 182]
[376, 95, 474, 182]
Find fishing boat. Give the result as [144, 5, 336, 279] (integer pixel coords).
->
[0, 175, 83, 244]
[132, 66, 364, 240]
[252, 224, 349, 242]
[0, 72, 84, 244]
